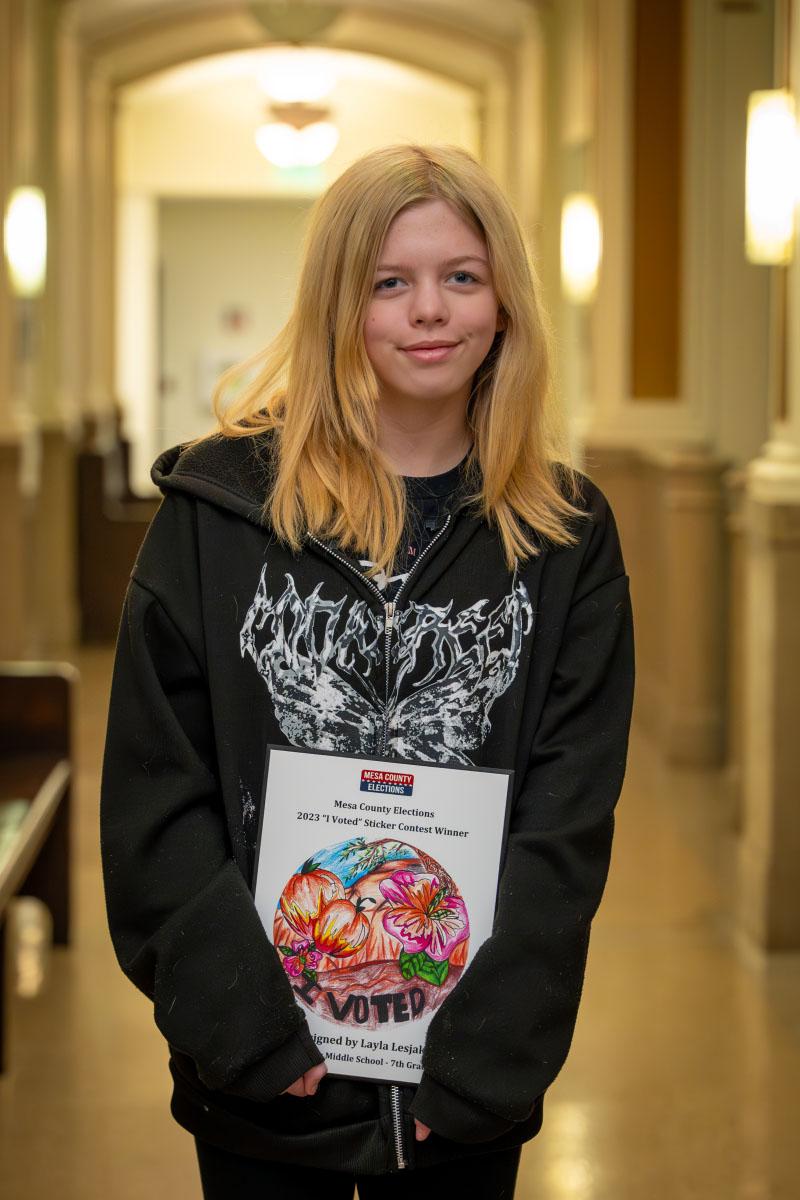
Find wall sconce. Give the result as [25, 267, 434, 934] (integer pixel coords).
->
[3, 186, 47, 297]
[745, 89, 799, 265]
[561, 192, 602, 304]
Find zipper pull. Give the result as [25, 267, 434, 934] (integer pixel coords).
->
[385, 600, 395, 633]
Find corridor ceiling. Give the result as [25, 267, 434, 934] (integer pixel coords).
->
[65, 0, 540, 45]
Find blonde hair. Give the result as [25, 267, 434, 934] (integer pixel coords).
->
[207, 143, 586, 577]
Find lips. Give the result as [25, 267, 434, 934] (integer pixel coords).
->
[401, 342, 460, 363]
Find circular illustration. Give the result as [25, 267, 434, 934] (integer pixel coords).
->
[273, 838, 470, 1030]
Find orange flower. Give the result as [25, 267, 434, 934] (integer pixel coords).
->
[279, 861, 344, 937]
[311, 898, 370, 958]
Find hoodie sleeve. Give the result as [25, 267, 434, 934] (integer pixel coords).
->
[411, 486, 635, 1142]
[100, 497, 323, 1098]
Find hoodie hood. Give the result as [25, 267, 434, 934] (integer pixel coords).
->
[150, 432, 485, 573]
[152, 434, 275, 527]
[149, 435, 590, 607]
[152, 433, 583, 539]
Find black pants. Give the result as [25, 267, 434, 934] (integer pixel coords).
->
[195, 1138, 522, 1199]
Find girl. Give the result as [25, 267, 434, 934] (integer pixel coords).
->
[101, 143, 634, 1199]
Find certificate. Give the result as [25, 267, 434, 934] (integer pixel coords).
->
[252, 745, 512, 1086]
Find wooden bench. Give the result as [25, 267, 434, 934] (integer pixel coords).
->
[0, 663, 76, 1072]
[77, 435, 159, 642]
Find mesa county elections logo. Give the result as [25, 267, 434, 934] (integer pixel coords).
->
[273, 837, 469, 1030]
[360, 768, 414, 796]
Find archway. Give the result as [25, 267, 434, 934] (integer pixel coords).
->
[57, 0, 544, 437]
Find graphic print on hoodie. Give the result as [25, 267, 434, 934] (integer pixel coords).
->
[239, 562, 534, 763]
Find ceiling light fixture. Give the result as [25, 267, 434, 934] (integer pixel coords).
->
[255, 100, 339, 168]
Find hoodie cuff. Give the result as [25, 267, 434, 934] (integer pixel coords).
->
[410, 1074, 518, 1143]
[222, 1027, 325, 1103]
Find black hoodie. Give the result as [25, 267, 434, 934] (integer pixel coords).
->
[100, 433, 635, 1174]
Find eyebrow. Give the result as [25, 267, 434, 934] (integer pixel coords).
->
[375, 255, 489, 272]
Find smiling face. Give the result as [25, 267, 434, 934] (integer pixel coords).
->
[363, 198, 504, 419]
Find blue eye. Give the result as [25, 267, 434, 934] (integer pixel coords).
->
[375, 272, 478, 291]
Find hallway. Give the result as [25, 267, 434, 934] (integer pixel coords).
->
[2, 0, 800, 1194]
[0, 647, 797, 1199]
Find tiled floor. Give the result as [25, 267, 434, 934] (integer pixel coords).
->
[0, 646, 798, 1198]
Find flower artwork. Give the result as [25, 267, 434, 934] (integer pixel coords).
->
[274, 839, 470, 1030]
[379, 870, 469, 988]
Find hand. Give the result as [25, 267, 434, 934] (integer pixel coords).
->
[415, 1119, 431, 1142]
[281, 1062, 328, 1097]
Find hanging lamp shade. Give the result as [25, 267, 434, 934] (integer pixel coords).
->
[255, 99, 339, 168]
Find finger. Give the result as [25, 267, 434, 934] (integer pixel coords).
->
[281, 1079, 306, 1097]
[304, 1063, 328, 1095]
[414, 1119, 431, 1142]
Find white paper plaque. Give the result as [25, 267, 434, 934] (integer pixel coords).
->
[253, 745, 512, 1086]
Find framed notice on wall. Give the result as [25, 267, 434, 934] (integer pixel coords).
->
[253, 745, 513, 1086]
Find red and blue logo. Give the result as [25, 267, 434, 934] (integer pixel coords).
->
[360, 768, 414, 797]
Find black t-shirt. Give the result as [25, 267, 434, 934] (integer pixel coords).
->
[403, 458, 465, 560]
[356, 451, 470, 598]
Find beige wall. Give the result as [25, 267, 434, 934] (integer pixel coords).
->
[157, 197, 313, 456]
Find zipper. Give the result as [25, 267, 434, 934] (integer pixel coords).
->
[308, 512, 452, 1170]
[382, 600, 395, 753]
[307, 513, 452, 750]
[377, 512, 451, 757]
[390, 1083, 407, 1170]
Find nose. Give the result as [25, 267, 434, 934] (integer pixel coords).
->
[410, 278, 449, 325]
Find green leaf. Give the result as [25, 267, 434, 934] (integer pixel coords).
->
[302, 969, 318, 984]
[415, 956, 450, 987]
[277, 945, 293, 955]
[398, 949, 419, 980]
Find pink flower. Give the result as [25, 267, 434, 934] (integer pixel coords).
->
[281, 939, 322, 978]
[379, 870, 469, 962]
